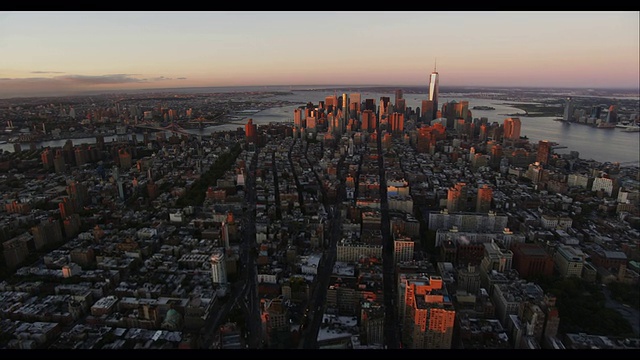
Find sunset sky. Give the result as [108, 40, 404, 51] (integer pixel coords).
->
[1, 11, 638, 98]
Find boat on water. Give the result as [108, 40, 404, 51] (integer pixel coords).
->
[620, 126, 640, 132]
[596, 122, 617, 129]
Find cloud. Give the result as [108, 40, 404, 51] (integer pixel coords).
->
[30, 71, 66, 74]
[0, 73, 181, 98]
[62, 74, 147, 85]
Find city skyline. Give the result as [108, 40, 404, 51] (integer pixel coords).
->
[0, 11, 639, 99]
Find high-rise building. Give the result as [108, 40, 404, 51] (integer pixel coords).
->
[364, 98, 376, 112]
[536, 140, 551, 165]
[380, 97, 391, 115]
[41, 148, 54, 170]
[349, 93, 361, 114]
[589, 106, 602, 120]
[210, 249, 227, 285]
[606, 104, 618, 124]
[31, 219, 63, 250]
[421, 100, 434, 123]
[245, 118, 257, 143]
[563, 97, 573, 122]
[53, 149, 66, 174]
[447, 182, 468, 212]
[75, 145, 88, 167]
[361, 109, 376, 132]
[3, 234, 31, 269]
[476, 184, 493, 213]
[388, 112, 405, 135]
[118, 148, 132, 169]
[221, 221, 230, 249]
[394, 89, 404, 110]
[342, 92, 348, 112]
[294, 108, 305, 130]
[428, 62, 439, 120]
[503, 117, 522, 141]
[394, 237, 414, 264]
[399, 274, 455, 349]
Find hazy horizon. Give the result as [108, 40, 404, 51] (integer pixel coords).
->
[1, 11, 638, 99]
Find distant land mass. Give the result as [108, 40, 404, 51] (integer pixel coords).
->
[1, 84, 638, 102]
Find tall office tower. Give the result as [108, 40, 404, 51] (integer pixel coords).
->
[306, 116, 317, 132]
[361, 109, 376, 132]
[400, 274, 455, 349]
[421, 100, 434, 123]
[447, 182, 468, 212]
[491, 144, 504, 169]
[349, 93, 361, 114]
[395, 89, 404, 109]
[67, 181, 88, 208]
[53, 149, 66, 174]
[478, 123, 488, 142]
[221, 221, 230, 249]
[75, 145, 88, 167]
[380, 97, 391, 115]
[342, 93, 348, 111]
[118, 148, 132, 169]
[62, 139, 74, 165]
[112, 166, 124, 200]
[41, 148, 54, 170]
[364, 98, 376, 112]
[388, 112, 405, 135]
[245, 118, 257, 143]
[503, 117, 522, 141]
[454, 100, 470, 121]
[606, 104, 618, 124]
[294, 108, 305, 129]
[476, 184, 493, 213]
[326, 94, 338, 112]
[563, 97, 573, 122]
[210, 248, 227, 285]
[428, 62, 439, 120]
[537, 140, 551, 165]
[58, 196, 74, 219]
[590, 106, 602, 120]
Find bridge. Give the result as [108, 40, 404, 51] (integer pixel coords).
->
[188, 115, 225, 129]
[133, 120, 201, 139]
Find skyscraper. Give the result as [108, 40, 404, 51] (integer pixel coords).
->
[563, 97, 573, 122]
[503, 117, 521, 141]
[447, 182, 468, 212]
[245, 118, 257, 143]
[476, 184, 493, 213]
[210, 249, 227, 285]
[537, 140, 551, 165]
[428, 61, 439, 120]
